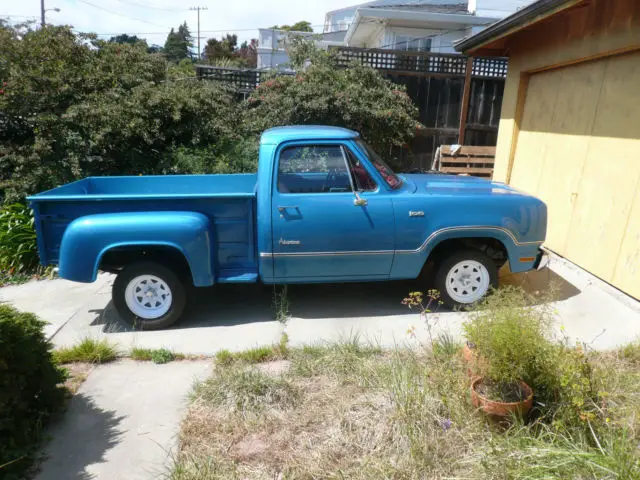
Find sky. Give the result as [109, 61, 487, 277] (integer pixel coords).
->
[1, 0, 357, 50]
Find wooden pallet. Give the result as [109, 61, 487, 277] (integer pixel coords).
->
[435, 145, 496, 178]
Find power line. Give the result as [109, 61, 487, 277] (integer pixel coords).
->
[76, 0, 172, 28]
[113, 0, 188, 11]
[0, 14, 39, 18]
[73, 23, 347, 37]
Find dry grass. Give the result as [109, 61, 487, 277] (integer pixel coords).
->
[170, 340, 640, 480]
[61, 362, 94, 395]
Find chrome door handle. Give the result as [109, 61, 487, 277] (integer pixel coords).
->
[278, 206, 298, 212]
[354, 198, 368, 206]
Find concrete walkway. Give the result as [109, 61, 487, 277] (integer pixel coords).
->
[35, 360, 211, 480]
[1, 252, 639, 355]
[2, 253, 636, 480]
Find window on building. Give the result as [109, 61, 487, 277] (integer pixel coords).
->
[394, 35, 432, 52]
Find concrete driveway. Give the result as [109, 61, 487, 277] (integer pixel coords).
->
[1, 252, 639, 354]
[3, 252, 638, 480]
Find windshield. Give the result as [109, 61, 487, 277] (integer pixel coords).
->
[355, 140, 403, 190]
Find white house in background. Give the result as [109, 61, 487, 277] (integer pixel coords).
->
[257, 0, 533, 70]
[325, 0, 533, 52]
[256, 29, 344, 70]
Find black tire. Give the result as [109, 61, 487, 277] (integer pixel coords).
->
[113, 261, 187, 330]
[434, 249, 498, 309]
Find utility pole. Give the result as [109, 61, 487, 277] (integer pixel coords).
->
[40, 0, 45, 27]
[189, 6, 208, 60]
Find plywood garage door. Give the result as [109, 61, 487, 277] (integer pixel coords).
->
[510, 51, 640, 299]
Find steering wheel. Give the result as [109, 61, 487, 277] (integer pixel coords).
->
[324, 168, 340, 192]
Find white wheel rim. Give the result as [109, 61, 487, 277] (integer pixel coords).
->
[124, 275, 173, 320]
[445, 260, 490, 304]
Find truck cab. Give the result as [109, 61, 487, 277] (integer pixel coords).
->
[29, 126, 547, 329]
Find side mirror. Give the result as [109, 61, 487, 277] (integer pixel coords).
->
[353, 191, 368, 207]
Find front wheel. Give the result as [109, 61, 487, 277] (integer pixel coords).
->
[113, 261, 186, 330]
[434, 249, 498, 309]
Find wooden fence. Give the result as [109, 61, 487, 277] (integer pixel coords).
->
[196, 50, 507, 171]
[334, 48, 507, 170]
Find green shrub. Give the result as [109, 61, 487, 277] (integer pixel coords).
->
[463, 287, 553, 390]
[0, 305, 66, 480]
[619, 340, 640, 364]
[537, 343, 597, 429]
[52, 338, 118, 364]
[150, 348, 175, 364]
[130, 347, 183, 363]
[0, 204, 39, 274]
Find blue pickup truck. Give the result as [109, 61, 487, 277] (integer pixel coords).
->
[28, 126, 547, 329]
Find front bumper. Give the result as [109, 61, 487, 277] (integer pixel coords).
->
[533, 249, 549, 271]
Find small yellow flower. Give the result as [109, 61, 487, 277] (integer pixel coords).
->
[560, 325, 565, 331]
[606, 417, 611, 423]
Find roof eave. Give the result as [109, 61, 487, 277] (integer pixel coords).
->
[355, 7, 499, 25]
[455, 0, 584, 55]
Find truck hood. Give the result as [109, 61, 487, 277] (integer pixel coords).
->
[402, 173, 524, 197]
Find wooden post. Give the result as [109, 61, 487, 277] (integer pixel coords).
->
[458, 56, 474, 144]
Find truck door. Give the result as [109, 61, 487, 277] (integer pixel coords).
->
[270, 141, 395, 281]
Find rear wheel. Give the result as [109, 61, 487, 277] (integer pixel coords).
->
[434, 249, 498, 309]
[113, 261, 186, 330]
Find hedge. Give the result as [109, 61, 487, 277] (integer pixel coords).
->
[0, 305, 66, 480]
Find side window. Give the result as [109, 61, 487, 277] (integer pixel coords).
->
[278, 145, 352, 194]
[345, 148, 377, 192]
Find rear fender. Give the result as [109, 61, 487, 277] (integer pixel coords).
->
[58, 211, 214, 286]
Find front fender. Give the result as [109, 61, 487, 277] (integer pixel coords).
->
[59, 211, 214, 286]
[390, 225, 543, 278]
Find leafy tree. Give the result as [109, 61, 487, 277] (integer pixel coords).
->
[270, 21, 313, 32]
[203, 34, 237, 62]
[0, 23, 244, 201]
[163, 22, 193, 62]
[202, 35, 257, 68]
[167, 58, 196, 80]
[245, 40, 420, 169]
[109, 34, 145, 46]
[236, 39, 258, 68]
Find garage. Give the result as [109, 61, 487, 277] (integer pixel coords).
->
[457, 0, 640, 300]
[510, 52, 640, 298]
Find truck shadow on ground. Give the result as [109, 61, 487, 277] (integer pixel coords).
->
[90, 266, 581, 333]
[36, 393, 124, 480]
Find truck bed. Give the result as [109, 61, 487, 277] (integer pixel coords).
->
[29, 174, 257, 200]
[28, 174, 259, 282]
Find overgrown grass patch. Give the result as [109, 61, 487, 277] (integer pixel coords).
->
[214, 334, 289, 366]
[171, 337, 640, 480]
[619, 339, 640, 364]
[192, 366, 300, 413]
[52, 338, 118, 364]
[130, 347, 184, 364]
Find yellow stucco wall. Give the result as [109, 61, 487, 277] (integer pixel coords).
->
[491, 0, 640, 299]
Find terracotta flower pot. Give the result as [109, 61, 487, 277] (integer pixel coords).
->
[462, 342, 487, 378]
[471, 377, 534, 417]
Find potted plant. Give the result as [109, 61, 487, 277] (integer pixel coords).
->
[463, 287, 551, 417]
[461, 340, 487, 378]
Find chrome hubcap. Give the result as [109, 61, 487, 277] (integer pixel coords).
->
[445, 260, 490, 304]
[125, 275, 172, 319]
